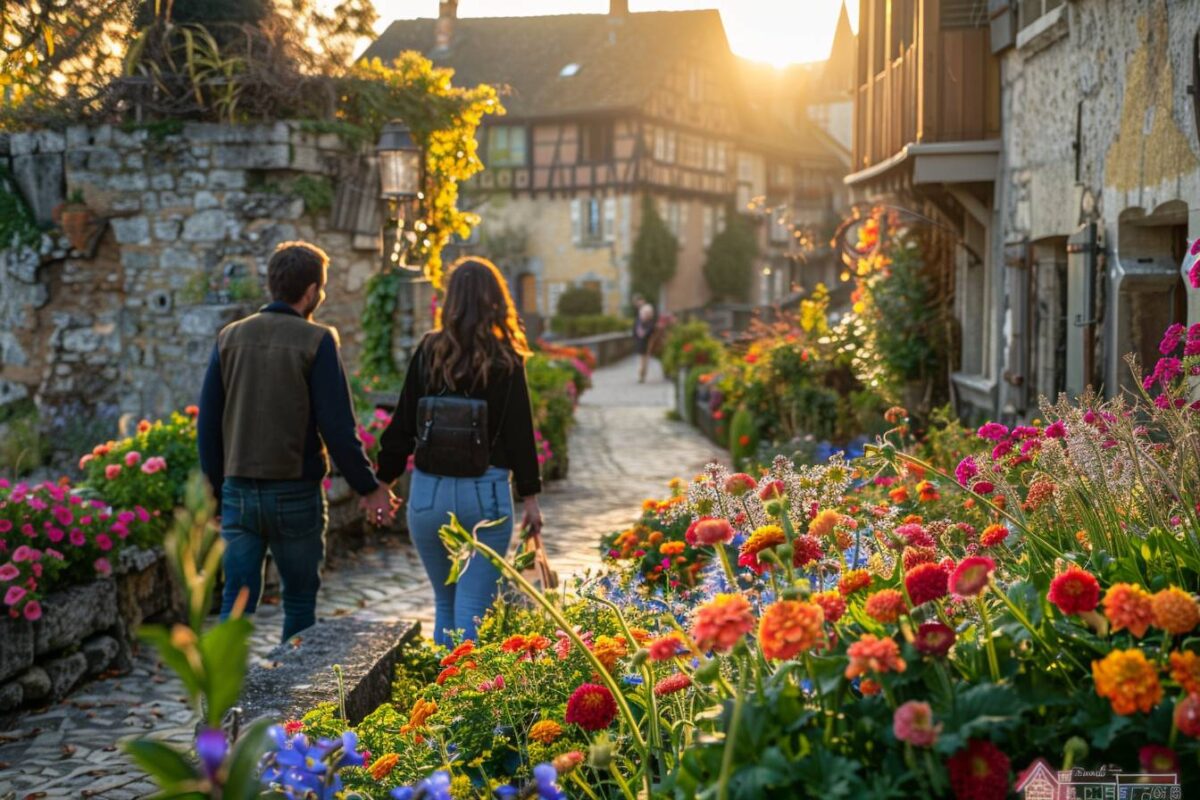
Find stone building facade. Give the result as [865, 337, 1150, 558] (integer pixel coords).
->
[0, 122, 406, 458]
[992, 0, 1200, 415]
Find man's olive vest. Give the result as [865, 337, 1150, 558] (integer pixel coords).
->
[216, 310, 333, 481]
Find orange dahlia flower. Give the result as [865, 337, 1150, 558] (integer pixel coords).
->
[845, 634, 906, 679]
[838, 568, 872, 597]
[812, 590, 846, 623]
[1170, 650, 1200, 695]
[692, 593, 755, 653]
[864, 589, 907, 624]
[1103, 583, 1155, 638]
[808, 509, 843, 538]
[1092, 648, 1163, 715]
[758, 600, 824, 660]
[738, 525, 786, 573]
[591, 635, 628, 673]
[1151, 587, 1200, 635]
[529, 720, 563, 744]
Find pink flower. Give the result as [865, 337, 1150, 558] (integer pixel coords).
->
[972, 481, 995, 495]
[0, 563, 18, 581]
[78, 454, 94, 470]
[124, 451, 142, 467]
[950, 556, 995, 598]
[1044, 420, 1066, 438]
[373, 408, 391, 422]
[22, 600, 41, 621]
[135, 506, 150, 523]
[976, 422, 1009, 441]
[954, 457, 978, 487]
[0, 520, 10, 534]
[1190, 258, 1200, 289]
[4, 585, 27, 606]
[141, 456, 167, 474]
[95, 534, 113, 552]
[11, 546, 33, 563]
[52, 506, 73, 527]
[44, 549, 63, 561]
[1191, 238, 1200, 257]
[111, 523, 129, 539]
[105, 464, 122, 480]
[46, 527, 64, 543]
[893, 700, 941, 747]
[94, 558, 112, 577]
[1161, 323, 1186, 355]
[69, 529, 86, 547]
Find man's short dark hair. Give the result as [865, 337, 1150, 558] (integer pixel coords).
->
[267, 241, 328, 303]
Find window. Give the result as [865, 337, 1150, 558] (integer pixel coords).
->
[486, 126, 527, 167]
[688, 66, 703, 102]
[715, 142, 727, 173]
[655, 128, 676, 163]
[1017, 0, 1062, 29]
[702, 206, 715, 248]
[580, 121, 613, 163]
[571, 196, 616, 246]
[769, 213, 789, 244]
[518, 273, 539, 315]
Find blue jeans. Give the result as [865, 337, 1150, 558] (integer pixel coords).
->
[219, 478, 327, 642]
[407, 466, 514, 646]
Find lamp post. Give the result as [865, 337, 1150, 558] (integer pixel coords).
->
[377, 120, 425, 271]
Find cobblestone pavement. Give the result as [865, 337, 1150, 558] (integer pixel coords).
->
[0, 356, 724, 799]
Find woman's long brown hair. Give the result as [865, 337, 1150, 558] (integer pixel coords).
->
[424, 256, 531, 392]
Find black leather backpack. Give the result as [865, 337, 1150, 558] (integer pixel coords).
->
[413, 356, 512, 478]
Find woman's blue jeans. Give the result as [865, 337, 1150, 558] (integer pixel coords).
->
[407, 466, 514, 646]
[218, 478, 327, 642]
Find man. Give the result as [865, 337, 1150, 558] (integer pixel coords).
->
[197, 241, 397, 641]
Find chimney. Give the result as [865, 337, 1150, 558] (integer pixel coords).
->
[609, 0, 628, 17]
[435, 0, 457, 51]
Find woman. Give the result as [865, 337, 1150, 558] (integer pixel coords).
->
[633, 296, 658, 383]
[376, 257, 543, 645]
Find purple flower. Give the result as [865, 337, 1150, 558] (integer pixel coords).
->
[195, 727, 228, 781]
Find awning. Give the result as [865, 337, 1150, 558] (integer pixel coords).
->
[844, 140, 1002, 187]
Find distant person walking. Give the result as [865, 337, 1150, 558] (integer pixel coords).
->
[632, 293, 658, 383]
[197, 241, 398, 642]
[375, 257, 543, 646]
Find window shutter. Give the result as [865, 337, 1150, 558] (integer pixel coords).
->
[570, 198, 582, 245]
[603, 196, 617, 244]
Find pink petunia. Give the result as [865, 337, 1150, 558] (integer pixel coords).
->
[11, 545, 33, 563]
[0, 563, 18, 581]
[135, 506, 150, 523]
[141, 456, 167, 475]
[4, 585, 27, 606]
[105, 464, 122, 480]
[976, 422, 1009, 441]
[0, 520, 10, 534]
[94, 558, 112, 577]
[52, 506, 73, 527]
[69, 529, 86, 547]
[22, 600, 41, 621]
[124, 451, 142, 467]
[95, 534, 113, 552]
[111, 523, 129, 539]
[46, 527, 64, 543]
[44, 549, 63, 561]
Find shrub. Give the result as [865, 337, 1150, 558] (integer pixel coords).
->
[727, 405, 757, 469]
[660, 320, 722, 376]
[548, 314, 629, 338]
[701, 208, 758, 302]
[630, 196, 678, 300]
[555, 285, 603, 317]
[0, 402, 47, 477]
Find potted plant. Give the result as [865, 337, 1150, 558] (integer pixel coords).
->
[59, 189, 93, 251]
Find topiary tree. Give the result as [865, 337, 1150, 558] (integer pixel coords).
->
[702, 207, 758, 302]
[629, 195, 678, 302]
[556, 285, 603, 317]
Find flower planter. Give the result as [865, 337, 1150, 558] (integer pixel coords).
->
[0, 546, 182, 722]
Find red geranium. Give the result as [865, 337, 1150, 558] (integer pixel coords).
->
[565, 683, 617, 731]
[1047, 566, 1101, 615]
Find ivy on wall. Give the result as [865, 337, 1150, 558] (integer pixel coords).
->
[361, 270, 403, 383]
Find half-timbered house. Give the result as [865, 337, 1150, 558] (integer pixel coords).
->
[363, 0, 846, 320]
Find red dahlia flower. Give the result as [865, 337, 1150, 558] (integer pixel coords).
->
[685, 517, 734, 547]
[913, 621, 956, 657]
[758, 480, 786, 502]
[947, 739, 1010, 800]
[1047, 566, 1101, 615]
[565, 683, 617, 731]
[905, 562, 949, 606]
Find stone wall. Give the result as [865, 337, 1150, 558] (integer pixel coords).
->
[0, 122, 396, 456]
[0, 547, 178, 722]
[995, 0, 1200, 412]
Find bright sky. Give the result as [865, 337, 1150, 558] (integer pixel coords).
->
[367, 0, 859, 67]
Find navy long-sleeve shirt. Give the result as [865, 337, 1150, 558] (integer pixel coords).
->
[197, 303, 379, 497]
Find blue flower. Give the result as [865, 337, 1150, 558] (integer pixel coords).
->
[622, 674, 644, 686]
[194, 727, 228, 782]
[392, 769, 452, 800]
[532, 763, 566, 800]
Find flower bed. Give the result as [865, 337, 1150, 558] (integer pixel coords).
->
[271, 320, 1200, 797]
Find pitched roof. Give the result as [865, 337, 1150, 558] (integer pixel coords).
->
[362, 10, 731, 119]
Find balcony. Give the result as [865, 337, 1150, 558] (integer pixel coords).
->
[849, 1, 1000, 185]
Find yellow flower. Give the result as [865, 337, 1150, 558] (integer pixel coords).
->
[591, 635, 628, 673]
[1092, 649, 1162, 715]
[450, 774, 473, 799]
[808, 509, 843, 538]
[529, 720, 563, 744]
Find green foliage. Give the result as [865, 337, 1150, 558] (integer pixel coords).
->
[0, 401, 47, 476]
[660, 320, 722, 376]
[548, 314, 629, 339]
[0, 169, 42, 249]
[702, 208, 758, 302]
[294, 174, 334, 216]
[526, 354, 578, 480]
[361, 270, 403, 381]
[121, 117, 184, 141]
[728, 406, 757, 469]
[872, 235, 940, 383]
[629, 195, 678, 301]
[555, 285, 603, 317]
[124, 473, 273, 797]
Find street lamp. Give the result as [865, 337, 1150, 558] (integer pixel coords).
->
[376, 121, 425, 270]
[377, 121, 422, 200]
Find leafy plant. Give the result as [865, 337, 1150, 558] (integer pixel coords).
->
[702, 208, 758, 303]
[294, 174, 334, 216]
[555, 285, 603, 317]
[629, 195, 678, 301]
[548, 314, 629, 339]
[0, 168, 42, 249]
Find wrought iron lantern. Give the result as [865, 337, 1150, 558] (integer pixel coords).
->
[377, 121, 422, 201]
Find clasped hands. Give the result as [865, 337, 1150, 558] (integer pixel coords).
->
[361, 483, 402, 526]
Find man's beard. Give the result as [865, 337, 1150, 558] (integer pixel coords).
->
[302, 296, 320, 319]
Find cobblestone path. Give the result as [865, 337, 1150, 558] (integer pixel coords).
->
[0, 356, 724, 799]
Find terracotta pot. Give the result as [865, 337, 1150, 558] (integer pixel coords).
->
[60, 205, 93, 251]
